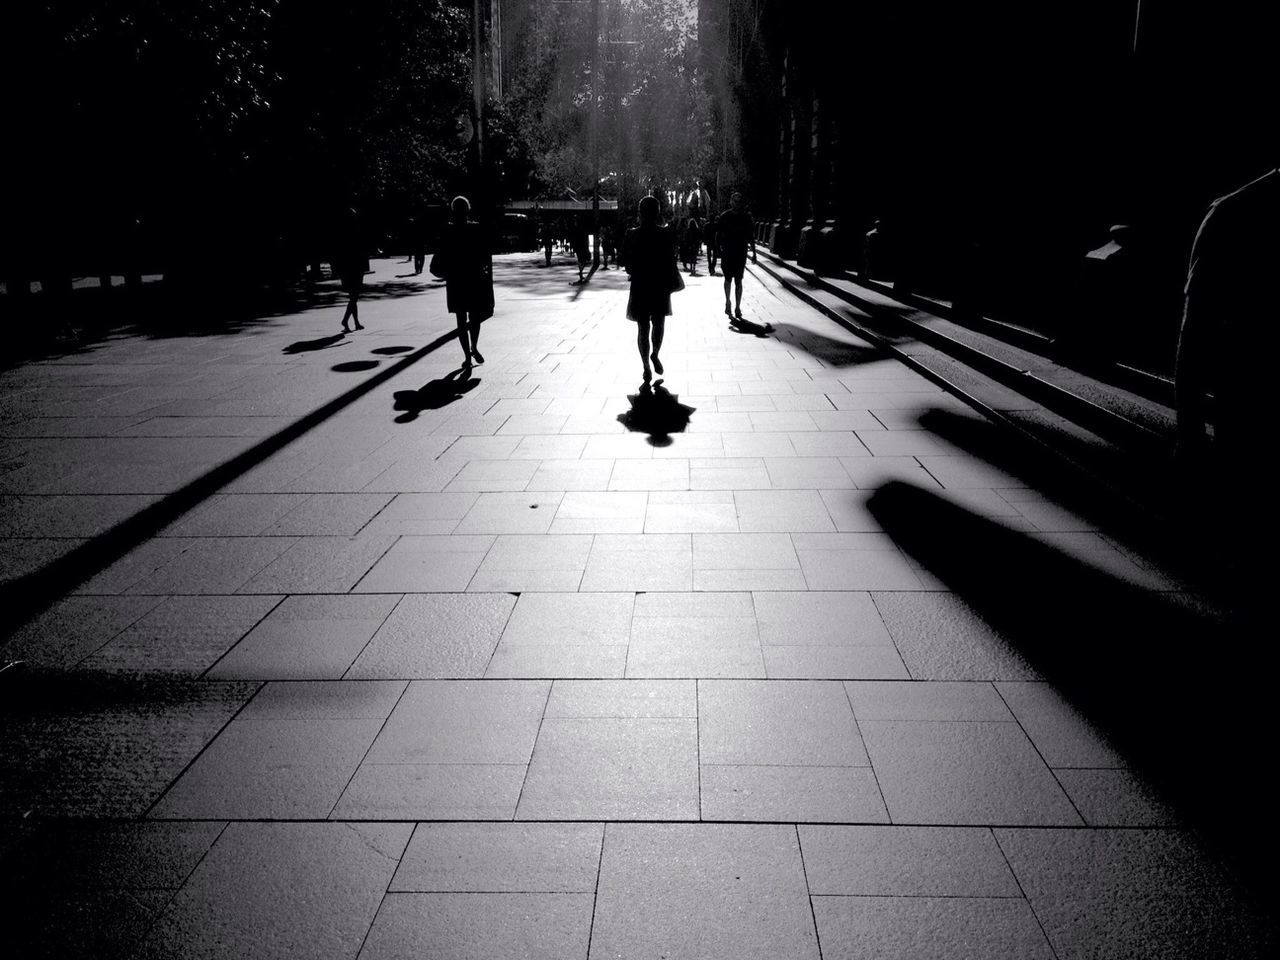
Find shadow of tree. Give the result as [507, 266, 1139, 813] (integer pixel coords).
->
[617, 381, 696, 446]
[392, 367, 480, 423]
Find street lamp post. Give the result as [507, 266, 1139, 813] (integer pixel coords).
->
[590, 0, 601, 267]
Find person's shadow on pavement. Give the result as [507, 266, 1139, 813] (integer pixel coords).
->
[617, 380, 696, 446]
[282, 332, 348, 354]
[393, 367, 479, 423]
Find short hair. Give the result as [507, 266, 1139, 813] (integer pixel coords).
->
[451, 196, 471, 216]
[639, 195, 659, 220]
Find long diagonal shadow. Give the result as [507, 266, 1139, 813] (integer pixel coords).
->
[0, 325, 466, 637]
[865, 480, 1270, 894]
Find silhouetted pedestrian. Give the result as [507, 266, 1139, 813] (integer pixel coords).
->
[681, 216, 703, 275]
[717, 190, 756, 324]
[572, 221, 591, 282]
[540, 220, 554, 267]
[1175, 166, 1280, 616]
[431, 196, 494, 366]
[602, 225, 617, 269]
[410, 215, 426, 275]
[336, 207, 367, 332]
[704, 216, 718, 276]
[1177, 168, 1279, 467]
[624, 196, 682, 382]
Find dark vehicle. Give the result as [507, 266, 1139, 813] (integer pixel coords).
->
[495, 213, 538, 253]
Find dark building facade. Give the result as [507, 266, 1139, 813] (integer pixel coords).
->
[701, 0, 1278, 373]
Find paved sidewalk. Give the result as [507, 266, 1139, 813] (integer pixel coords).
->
[0, 255, 1270, 958]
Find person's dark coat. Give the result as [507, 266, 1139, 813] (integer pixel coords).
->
[431, 221, 494, 319]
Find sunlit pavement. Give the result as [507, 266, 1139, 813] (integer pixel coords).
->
[0, 253, 1271, 958]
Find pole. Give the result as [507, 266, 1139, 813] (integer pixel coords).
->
[590, 0, 601, 267]
[472, 0, 486, 216]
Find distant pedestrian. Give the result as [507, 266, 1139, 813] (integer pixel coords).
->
[681, 216, 703, 275]
[431, 195, 494, 366]
[335, 207, 367, 332]
[540, 220, 554, 267]
[410, 215, 427, 275]
[602, 225, 618, 269]
[624, 195, 682, 382]
[717, 191, 756, 324]
[704, 215, 718, 276]
[572, 221, 591, 281]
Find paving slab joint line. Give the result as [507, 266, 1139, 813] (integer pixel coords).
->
[0, 326, 462, 638]
[989, 827, 1064, 960]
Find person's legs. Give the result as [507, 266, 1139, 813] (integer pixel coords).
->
[650, 315, 666, 375]
[468, 315, 484, 363]
[636, 317, 652, 380]
[455, 310, 472, 362]
[723, 275, 732, 314]
[734, 277, 744, 316]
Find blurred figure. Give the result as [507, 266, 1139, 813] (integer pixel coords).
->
[1177, 168, 1280, 473]
[571, 219, 591, 282]
[431, 195, 494, 365]
[1175, 167, 1280, 617]
[681, 214, 703, 275]
[704, 214, 718, 276]
[335, 207, 367, 332]
[716, 190, 756, 324]
[410, 215, 426, 275]
[540, 219, 554, 267]
[624, 195, 681, 382]
[602, 224, 617, 269]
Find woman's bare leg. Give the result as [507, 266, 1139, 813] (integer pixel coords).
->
[455, 311, 472, 363]
[636, 318, 652, 380]
[468, 317, 484, 363]
[650, 316, 666, 375]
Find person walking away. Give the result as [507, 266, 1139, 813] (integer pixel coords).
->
[682, 216, 703, 275]
[336, 207, 367, 332]
[704, 215, 718, 276]
[541, 219, 554, 267]
[717, 191, 756, 324]
[602, 225, 617, 269]
[572, 220, 591, 282]
[624, 196, 682, 382]
[410, 215, 427, 275]
[431, 195, 494, 366]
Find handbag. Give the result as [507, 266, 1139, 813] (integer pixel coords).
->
[428, 250, 446, 279]
[667, 256, 685, 293]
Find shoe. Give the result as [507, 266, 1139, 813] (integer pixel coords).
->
[354, 321, 364, 330]
[341, 325, 350, 333]
[734, 309, 744, 321]
[470, 348, 484, 364]
[724, 304, 732, 316]
[462, 353, 473, 367]
[651, 354, 663, 375]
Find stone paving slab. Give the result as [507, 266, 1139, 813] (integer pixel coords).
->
[0, 256, 1271, 957]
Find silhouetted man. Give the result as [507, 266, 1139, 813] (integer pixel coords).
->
[717, 190, 756, 324]
[1176, 168, 1280, 468]
[1175, 167, 1280, 609]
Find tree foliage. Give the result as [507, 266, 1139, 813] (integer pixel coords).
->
[498, 0, 711, 210]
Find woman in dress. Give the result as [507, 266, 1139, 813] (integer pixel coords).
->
[623, 195, 680, 382]
[431, 196, 494, 365]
